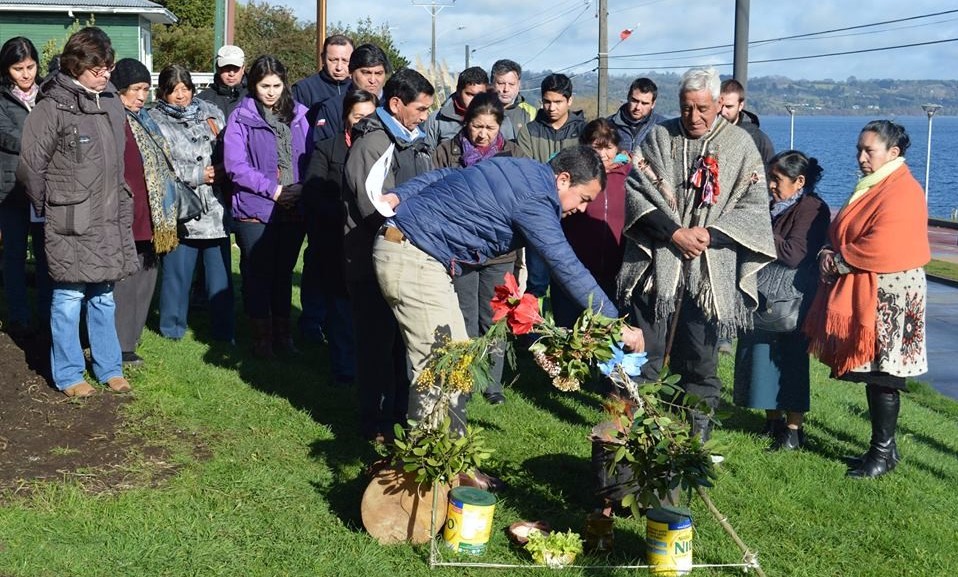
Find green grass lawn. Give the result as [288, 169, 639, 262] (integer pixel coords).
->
[1, 249, 957, 576]
[926, 258, 958, 282]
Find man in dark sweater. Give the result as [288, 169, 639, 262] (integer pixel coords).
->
[607, 77, 665, 152]
[719, 79, 775, 166]
[306, 43, 390, 145]
[292, 34, 353, 110]
[196, 45, 247, 119]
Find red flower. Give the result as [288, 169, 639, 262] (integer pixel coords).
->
[491, 272, 543, 335]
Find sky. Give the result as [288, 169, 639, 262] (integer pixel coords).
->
[281, 0, 958, 82]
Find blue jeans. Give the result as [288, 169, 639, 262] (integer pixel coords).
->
[0, 200, 51, 325]
[50, 282, 122, 390]
[159, 238, 234, 341]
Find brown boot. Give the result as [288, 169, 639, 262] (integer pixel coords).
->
[250, 317, 274, 359]
[272, 317, 300, 354]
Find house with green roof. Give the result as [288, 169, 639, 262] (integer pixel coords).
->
[0, 0, 176, 71]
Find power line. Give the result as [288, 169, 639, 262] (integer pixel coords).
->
[470, 0, 587, 52]
[522, 2, 594, 68]
[764, 16, 958, 45]
[609, 0, 676, 16]
[607, 8, 958, 60]
[522, 58, 598, 87]
[605, 36, 958, 71]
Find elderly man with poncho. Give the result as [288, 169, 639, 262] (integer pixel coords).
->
[617, 67, 777, 441]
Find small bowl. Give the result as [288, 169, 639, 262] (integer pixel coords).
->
[507, 520, 552, 546]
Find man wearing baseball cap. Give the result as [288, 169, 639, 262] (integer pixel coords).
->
[197, 45, 247, 119]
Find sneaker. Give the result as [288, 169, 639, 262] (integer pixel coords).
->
[122, 352, 144, 367]
[484, 391, 506, 405]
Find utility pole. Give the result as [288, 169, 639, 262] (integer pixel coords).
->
[733, 0, 749, 89]
[225, 0, 235, 44]
[214, 0, 224, 59]
[465, 44, 470, 68]
[597, 0, 608, 117]
[412, 0, 455, 70]
[316, 0, 327, 70]
[212, 0, 236, 60]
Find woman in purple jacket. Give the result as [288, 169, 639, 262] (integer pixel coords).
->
[225, 55, 310, 357]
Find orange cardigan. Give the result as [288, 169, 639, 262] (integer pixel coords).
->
[804, 164, 930, 376]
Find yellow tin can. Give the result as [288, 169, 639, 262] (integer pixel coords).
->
[646, 506, 693, 575]
[443, 486, 497, 555]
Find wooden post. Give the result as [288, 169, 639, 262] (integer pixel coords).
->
[226, 0, 236, 44]
[316, 0, 327, 70]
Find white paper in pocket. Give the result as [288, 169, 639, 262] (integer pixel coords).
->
[365, 143, 396, 217]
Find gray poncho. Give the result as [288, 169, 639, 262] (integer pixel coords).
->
[616, 117, 776, 338]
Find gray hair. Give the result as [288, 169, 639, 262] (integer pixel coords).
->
[679, 66, 720, 101]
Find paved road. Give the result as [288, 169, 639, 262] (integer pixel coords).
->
[925, 224, 957, 398]
[925, 280, 958, 399]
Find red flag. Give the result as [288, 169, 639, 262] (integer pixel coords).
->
[619, 28, 632, 41]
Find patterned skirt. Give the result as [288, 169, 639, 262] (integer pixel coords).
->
[848, 267, 927, 378]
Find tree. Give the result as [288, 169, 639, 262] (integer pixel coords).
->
[234, 1, 317, 83]
[151, 0, 214, 71]
[327, 17, 408, 73]
[155, 0, 214, 28]
[150, 0, 410, 85]
[152, 23, 215, 71]
[40, 14, 94, 72]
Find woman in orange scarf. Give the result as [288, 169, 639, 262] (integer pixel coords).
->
[805, 120, 930, 479]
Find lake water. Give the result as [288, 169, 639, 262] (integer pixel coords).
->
[760, 115, 958, 219]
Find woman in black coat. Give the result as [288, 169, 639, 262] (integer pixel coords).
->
[301, 90, 377, 389]
[0, 37, 49, 337]
[733, 150, 831, 450]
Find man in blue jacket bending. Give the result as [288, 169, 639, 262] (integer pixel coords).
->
[374, 146, 645, 448]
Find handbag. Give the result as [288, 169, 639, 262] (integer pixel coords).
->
[141, 120, 207, 223]
[753, 261, 806, 332]
[174, 178, 204, 223]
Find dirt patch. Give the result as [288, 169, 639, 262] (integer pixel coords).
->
[0, 331, 190, 496]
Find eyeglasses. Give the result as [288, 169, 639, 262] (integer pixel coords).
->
[89, 65, 115, 78]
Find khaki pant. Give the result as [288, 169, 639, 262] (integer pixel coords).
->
[373, 235, 469, 432]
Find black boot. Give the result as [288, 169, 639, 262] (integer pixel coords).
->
[250, 317, 274, 359]
[768, 426, 804, 451]
[272, 317, 300, 355]
[761, 417, 786, 438]
[848, 386, 900, 479]
[847, 386, 901, 469]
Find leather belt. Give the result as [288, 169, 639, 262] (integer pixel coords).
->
[381, 226, 406, 243]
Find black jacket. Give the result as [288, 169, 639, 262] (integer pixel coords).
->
[303, 133, 350, 293]
[737, 110, 775, 166]
[196, 77, 247, 120]
[0, 85, 30, 203]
